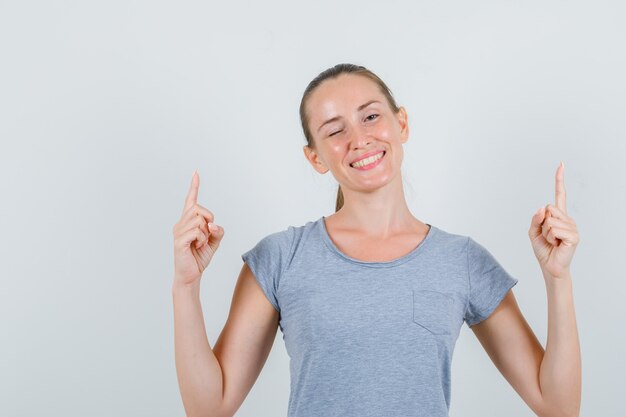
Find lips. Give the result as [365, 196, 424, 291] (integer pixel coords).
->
[349, 150, 386, 167]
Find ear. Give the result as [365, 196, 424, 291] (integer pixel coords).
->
[397, 106, 409, 143]
[303, 145, 329, 174]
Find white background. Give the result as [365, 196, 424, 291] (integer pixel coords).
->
[1, 0, 625, 416]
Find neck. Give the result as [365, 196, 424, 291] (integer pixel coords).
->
[330, 177, 422, 238]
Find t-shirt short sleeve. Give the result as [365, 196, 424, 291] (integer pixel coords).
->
[464, 236, 519, 327]
[241, 227, 295, 313]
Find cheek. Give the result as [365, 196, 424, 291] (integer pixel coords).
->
[323, 144, 347, 166]
[327, 142, 345, 155]
[373, 122, 394, 140]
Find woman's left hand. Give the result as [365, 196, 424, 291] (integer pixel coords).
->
[528, 162, 580, 279]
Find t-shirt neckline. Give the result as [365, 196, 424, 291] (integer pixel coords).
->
[317, 216, 436, 268]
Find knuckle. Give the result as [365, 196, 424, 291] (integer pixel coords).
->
[198, 205, 214, 220]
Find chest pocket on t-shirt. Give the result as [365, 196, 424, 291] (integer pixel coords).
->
[412, 289, 454, 335]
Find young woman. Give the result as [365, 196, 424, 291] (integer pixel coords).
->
[172, 64, 581, 417]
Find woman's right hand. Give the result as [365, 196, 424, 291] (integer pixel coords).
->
[172, 170, 224, 288]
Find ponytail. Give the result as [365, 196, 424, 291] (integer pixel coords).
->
[335, 185, 344, 212]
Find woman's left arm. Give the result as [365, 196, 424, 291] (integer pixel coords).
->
[472, 162, 581, 417]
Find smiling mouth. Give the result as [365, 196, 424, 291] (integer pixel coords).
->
[350, 151, 386, 168]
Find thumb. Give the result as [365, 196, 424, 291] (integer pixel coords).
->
[207, 223, 225, 248]
[529, 207, 546, 240]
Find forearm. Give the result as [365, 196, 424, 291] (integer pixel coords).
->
[538, 271, 581, 417]
[173, 281, 225, 417]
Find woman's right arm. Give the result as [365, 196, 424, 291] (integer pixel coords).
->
[172, 171, 279, 417]
[173, 281, 225, 417]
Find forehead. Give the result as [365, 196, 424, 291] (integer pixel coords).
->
[306, 74, 384, 123]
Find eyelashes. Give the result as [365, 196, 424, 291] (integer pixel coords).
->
[328, 114, 379, 137]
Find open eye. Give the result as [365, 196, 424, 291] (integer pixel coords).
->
[365, 113, 379, 122]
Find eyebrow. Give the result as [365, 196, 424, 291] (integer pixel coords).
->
[316, 100, 381, 132]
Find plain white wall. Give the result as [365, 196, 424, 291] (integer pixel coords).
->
[1, 0, 625, 416]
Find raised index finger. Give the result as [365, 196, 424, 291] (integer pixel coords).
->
[183, 170, 199, 214]
[555, 161, 567, 214]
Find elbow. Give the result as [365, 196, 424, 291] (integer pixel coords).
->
[190, 411, 229, 417]
[207, 407, 232, 417]
[556, 411, 579, 417]
[211, 404, 233, 417]
[538, 404, 580, 417]
[537, 388, 581, 417]
[183, 403, 229, 417]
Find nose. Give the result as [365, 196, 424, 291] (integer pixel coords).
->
[348, 124, 373, 150]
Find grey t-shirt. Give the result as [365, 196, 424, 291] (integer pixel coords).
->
[241, 216, 518, 417]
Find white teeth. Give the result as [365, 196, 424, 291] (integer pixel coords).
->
[351, 152, 384, 168]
